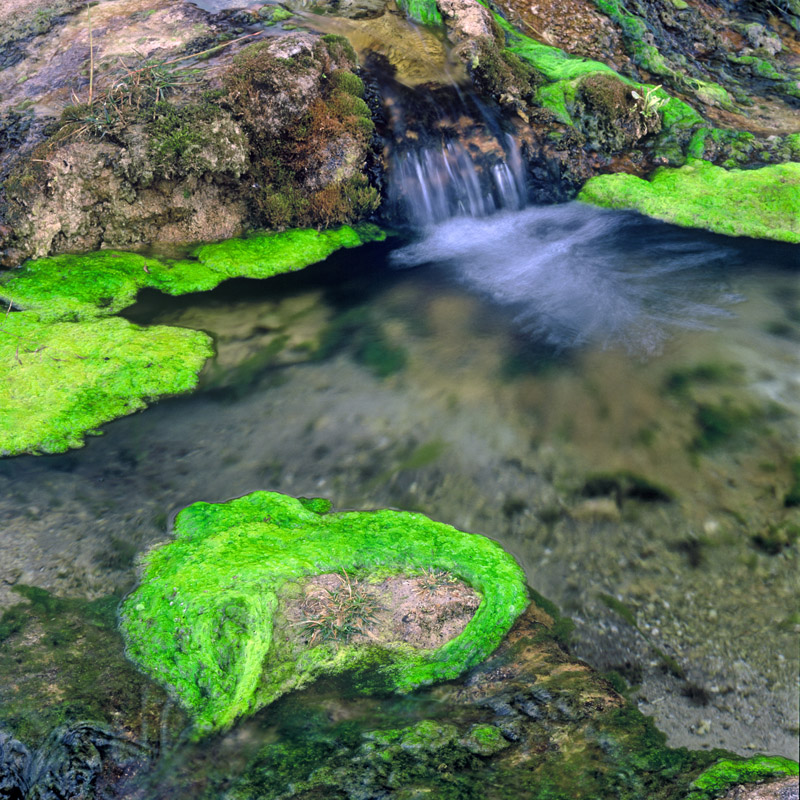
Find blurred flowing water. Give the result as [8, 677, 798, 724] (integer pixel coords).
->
[1, 206, 798, 791]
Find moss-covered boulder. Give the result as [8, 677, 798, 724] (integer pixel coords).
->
[0, 224, 385, 322]
[578, 159, 800, 242]
[0, 312, 212, 456]
[119, 491, 529, 735]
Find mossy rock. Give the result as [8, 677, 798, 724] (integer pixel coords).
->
[686, 755, 799, 800]
[119, 491, 529, 735]
[578, 159, 800, 242]
[397, 0, 443, 26]
[0, 225, 385, 322]
[0, 312, 212, 456]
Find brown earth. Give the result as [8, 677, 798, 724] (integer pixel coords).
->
[286, 570, 481, 650]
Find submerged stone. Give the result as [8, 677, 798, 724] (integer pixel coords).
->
[0, 312, 212, 456]
[0, 224, 386, 323]
[578, 160, 800, 242]
[119, 491, 529, 735]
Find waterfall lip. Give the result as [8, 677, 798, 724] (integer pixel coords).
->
[389, 203, 744, 354]
[388, 135, 529, 229]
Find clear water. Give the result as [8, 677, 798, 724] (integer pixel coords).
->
[1, 206, 798, 774]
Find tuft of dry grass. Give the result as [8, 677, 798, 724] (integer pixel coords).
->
[296, 571, 381, 645]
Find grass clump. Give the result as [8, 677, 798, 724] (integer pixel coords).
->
[297, 572, 381, 645]
[119, 491, 529, 735]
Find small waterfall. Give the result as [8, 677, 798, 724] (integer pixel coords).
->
[390, 134, 528, 228]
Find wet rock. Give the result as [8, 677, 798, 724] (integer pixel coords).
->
[0, 0, 379, 266]
[723, 775, 800, 800]
[0, 723, 149, 800]
[0, 731, 29, 799]
[437, 0, 495, 44]
[119, 491, 529, 734]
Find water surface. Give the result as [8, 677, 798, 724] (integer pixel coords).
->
[1, 205, 798, 770]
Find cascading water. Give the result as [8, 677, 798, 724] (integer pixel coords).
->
[390, 134, 528, 227]
[380, 80, 739, 353]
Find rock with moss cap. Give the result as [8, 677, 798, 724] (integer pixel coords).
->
[119, 491, 529, 735]
[578, 159, 800, 242]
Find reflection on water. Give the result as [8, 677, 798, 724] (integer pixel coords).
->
[392, 204, 743, 352]
[0, 210, 798, 781]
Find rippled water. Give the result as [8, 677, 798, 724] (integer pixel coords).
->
[1, 206, 798, 782]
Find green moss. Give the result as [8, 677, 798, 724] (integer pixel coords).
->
[329, 69, 365, 98]
[578, 160, 800, 242]
[224, 40, 378, 229]
[692, 399, 763, 451]
[687, 755, 799, 800]
[146, 100, 247, 179]
[0, 225, 385, 322]
[0, 312, 212, 456]
[664, 362, 743, 396]
[397, 0, 443, 26]
[0, 586, 180, 748]
[258, 5, 293, 24]
[119, 491, 529, 735]
[727, 55, 785, 82]
[461, 724, 510, 756]
[495, 13, 615, 83]
[321, 33, 358, 65]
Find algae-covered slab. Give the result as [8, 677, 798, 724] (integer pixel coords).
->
[0, 312, 213, 456]
[0, 224, 386, 322]
[120, 491, 529, 735]
[578, 159, 800, 242]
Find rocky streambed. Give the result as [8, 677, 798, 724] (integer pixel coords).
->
[0, 0, 798, 797]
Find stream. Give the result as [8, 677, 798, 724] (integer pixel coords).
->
[1, 203, 798, 781]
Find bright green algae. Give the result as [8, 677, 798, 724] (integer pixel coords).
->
[578, 160, 800, 242]
[0, 312, 213, 456]
[0, 224, 385, 322]
[119, 491, 529, 735]
[397, 0, 442, 25]
[687, 755, 799, 800]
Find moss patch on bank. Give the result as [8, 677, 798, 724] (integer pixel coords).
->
[119, 491, 529, 735]
[0, 224, 385, 322]
[0, 312, 213, 456]
[578, 159, 800, 242]
[686, 755, 799, 800]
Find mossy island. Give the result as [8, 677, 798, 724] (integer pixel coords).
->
[119, 491, 529, 734]
[0, 224, 384, 456]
